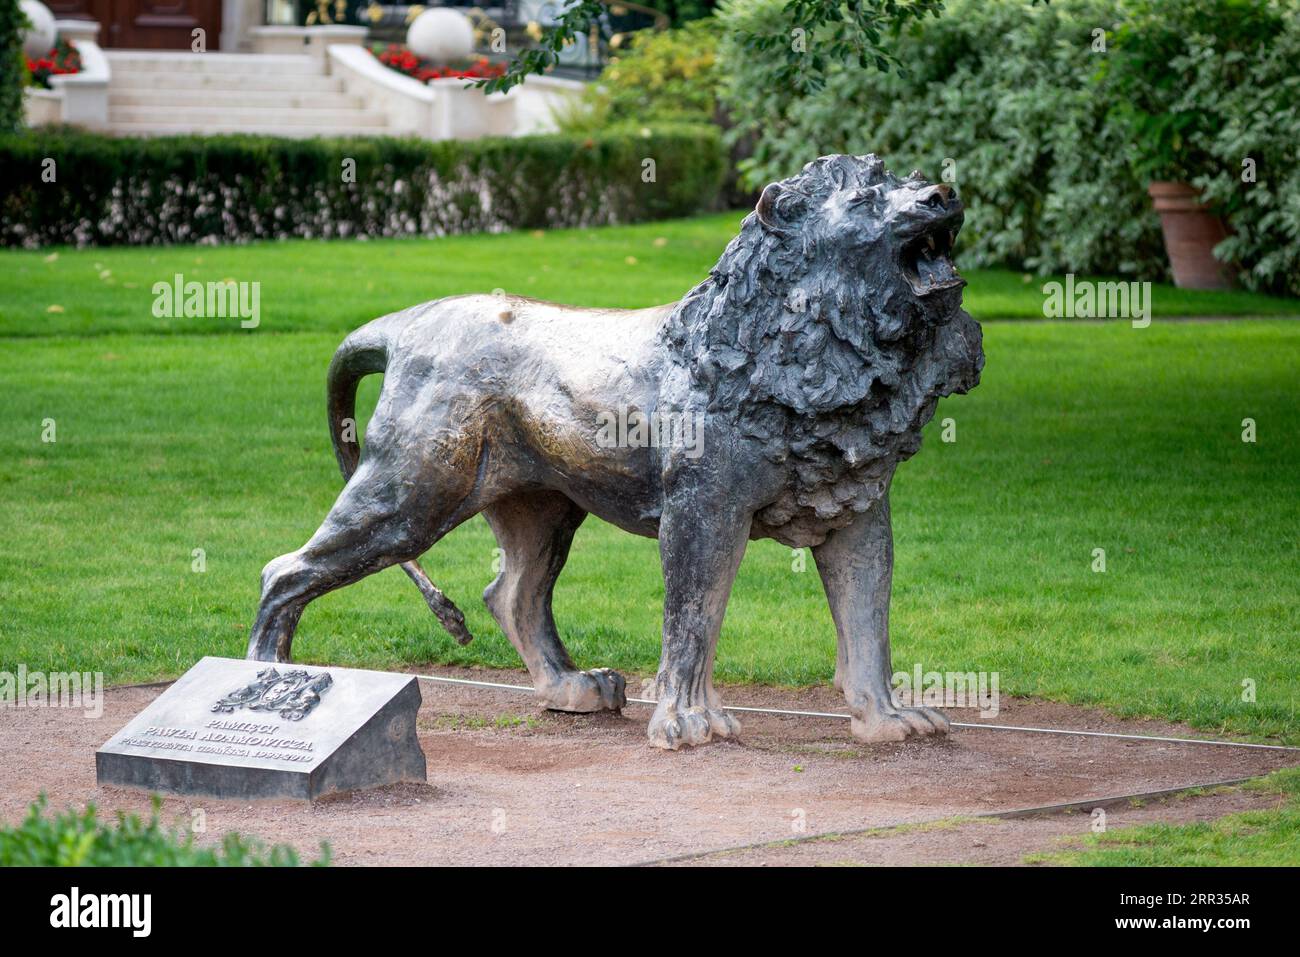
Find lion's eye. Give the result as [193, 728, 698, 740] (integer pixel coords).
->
[848, 189, 875, 207]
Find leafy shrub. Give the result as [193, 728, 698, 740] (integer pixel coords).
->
[562, 20, 722, 132]
[1102, 0, 1300, 294]
[1098, 0, 1285, 183]
[717, 0, 1300, 294]
[0, 797, 329, 867]
[0, 125, 725, 247]
[633, 0, 720, 27]
[1187, 18, 1300, 294]
[0, 0, 24, 134]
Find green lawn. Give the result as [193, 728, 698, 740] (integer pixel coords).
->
[2, 212, 1296, 338]
[1, 215, 1297, 755]
[1030, 768, 1300, 866]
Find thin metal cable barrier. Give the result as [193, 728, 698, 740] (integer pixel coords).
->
[407, 672, 1300, 753]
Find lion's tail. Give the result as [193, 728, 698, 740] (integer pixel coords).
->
[326, 319, 474, 646]
[326, 322, 388, 480]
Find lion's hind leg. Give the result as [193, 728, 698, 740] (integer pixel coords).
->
[247, 450, 478, 664]
[482, 490, 626, 713]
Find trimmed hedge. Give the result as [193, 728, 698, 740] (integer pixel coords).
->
[0, 125, 726, 247]
[0, 0, 23, 135]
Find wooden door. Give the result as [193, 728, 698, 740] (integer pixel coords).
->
[42, 0, 223, 50]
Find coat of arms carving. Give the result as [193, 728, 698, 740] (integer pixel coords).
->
[212, 667, 333, 721]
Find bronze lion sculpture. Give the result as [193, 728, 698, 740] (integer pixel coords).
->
[247, 153, 984, 750]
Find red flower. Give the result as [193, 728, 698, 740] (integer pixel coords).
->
[370, 43, 504, 84]
[26, 38, 81, 87]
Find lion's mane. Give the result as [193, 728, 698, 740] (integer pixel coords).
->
[664, 155, 984, 547]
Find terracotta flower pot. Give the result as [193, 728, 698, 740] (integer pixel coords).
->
[1147, 181, 1236, 290]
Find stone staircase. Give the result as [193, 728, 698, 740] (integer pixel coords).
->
[104, 51, 389, 137]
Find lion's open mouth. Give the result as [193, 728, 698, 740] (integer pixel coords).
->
[901, 228, 964, 296]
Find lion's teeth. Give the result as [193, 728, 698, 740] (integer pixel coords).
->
[926, 235, 936, 251]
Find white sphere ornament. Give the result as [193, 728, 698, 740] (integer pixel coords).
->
[406, 8, 475, 64]
[20, 0, 58, 59]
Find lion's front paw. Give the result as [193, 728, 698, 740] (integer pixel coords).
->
[850, 706, 950, 744]
[537, 667, 627, 713]
[647, 701, 741, 751]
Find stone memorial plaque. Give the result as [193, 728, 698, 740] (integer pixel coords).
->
[97, 656, 426, 801]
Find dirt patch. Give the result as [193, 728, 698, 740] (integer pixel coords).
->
[0, 665, 1294, 866]
[657, 785, 1287, 867]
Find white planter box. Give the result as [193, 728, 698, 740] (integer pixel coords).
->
[23, 88, 62, 126]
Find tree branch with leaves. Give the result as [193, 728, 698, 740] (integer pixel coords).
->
[478, 0, 949, 93]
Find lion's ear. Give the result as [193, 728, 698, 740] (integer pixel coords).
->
[755, 183, 806, 236]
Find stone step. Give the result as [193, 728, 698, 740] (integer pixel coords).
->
[107, 121, 393, 138]
[108, 105, 388, 128]
[109, 89, 364, 110]
[105, 52, 322, 75]
[109, 72, 346, 92]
